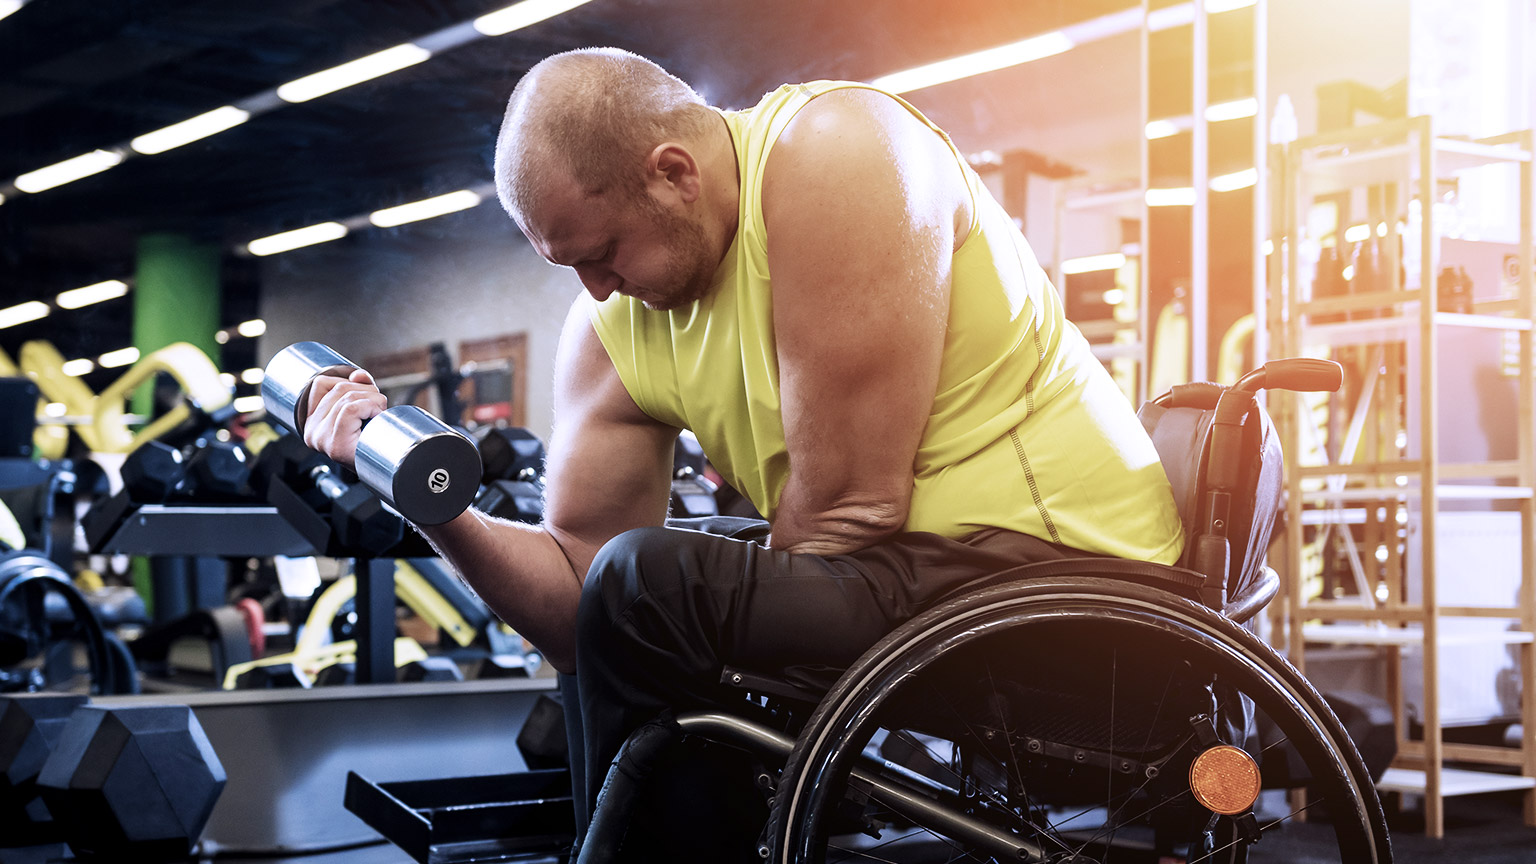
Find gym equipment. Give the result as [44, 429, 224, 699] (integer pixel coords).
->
[262, 342, 481, 526]
[128, 606, 255, 687]
[345, 769, 573, 864]
[670, 431, 719, 518]
[19, 340, 233, 455]
[225, 636, 429, 689]
[474, 426, 546, 524]
[37, 704, 225, 860]
[0, 693, 89, 845]
[255, 432, 405, 556]
[0, 551, 131, 695]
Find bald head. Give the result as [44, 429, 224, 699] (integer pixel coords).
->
[495, 48, 717, 227]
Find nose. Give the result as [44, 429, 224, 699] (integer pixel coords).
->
[576, 265, 621, 302]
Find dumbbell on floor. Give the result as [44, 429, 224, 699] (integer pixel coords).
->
[262, 342, 481, 526]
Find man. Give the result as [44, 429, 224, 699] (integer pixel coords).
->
[304, 47, 1182, 859]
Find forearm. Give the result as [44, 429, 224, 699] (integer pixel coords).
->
[769, 474, 908, 555]
[417, 509, 586, 673]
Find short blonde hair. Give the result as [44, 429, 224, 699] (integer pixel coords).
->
[495, 48, 716, 225]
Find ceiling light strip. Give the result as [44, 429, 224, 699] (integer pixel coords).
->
[3, 0, 597, 196]
[868, 0, 1250, 96]
[56, 279, 130, 309]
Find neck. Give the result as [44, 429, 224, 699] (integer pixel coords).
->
[698, 112, 740, 260]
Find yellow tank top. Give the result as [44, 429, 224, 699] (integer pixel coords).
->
[588, 81, 1183, 564]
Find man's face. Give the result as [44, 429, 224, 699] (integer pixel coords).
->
[525, 170, 717, 311]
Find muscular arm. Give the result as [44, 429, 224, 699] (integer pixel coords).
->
[763, 88, 970, 555]
[304, 301, 674, 672]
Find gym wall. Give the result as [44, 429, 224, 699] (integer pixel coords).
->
[256, 206, 580, 442]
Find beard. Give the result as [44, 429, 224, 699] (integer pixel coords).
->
[635, 194, 717, 311]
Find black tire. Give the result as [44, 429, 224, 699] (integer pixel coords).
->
[770, 576, 1391, 864]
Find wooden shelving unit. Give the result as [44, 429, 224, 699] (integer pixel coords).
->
[1271, 117, 1535, 838]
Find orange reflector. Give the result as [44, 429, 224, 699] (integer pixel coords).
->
[1188, 744, 1261, 815]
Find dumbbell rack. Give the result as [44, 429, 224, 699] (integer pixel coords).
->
[85, 493, 409, 685]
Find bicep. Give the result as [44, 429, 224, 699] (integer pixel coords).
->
[542, 300, 676, 577]
[765, 91, 962, 506]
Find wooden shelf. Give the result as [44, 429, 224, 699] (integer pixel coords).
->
[1299, 135, 1531, 197]
[1299, 309, 1531, 349]
[1303, 623, 1534, 648]
[1299, 484, 1533, 503]
[1378, 767, 1536, 798]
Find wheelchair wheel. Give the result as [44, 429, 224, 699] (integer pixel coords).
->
[770, 576, 1390, 863]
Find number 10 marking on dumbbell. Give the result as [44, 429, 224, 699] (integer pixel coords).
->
[262, 342, 482, 525]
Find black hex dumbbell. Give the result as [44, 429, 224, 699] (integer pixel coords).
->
[122, 439, 251, 504]
[36, 704, 225, 860]
[0, 693, 89, 845]
[474, 427, 546, 524]
[255, 434, 404, 556]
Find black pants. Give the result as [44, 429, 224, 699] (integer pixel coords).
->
[569, 516, 1094, 861]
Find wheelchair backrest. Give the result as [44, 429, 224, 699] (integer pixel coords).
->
[1136, 386, 1283, 602]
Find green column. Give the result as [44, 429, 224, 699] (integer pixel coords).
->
[130, 234, 222, 616]
[131, 233, 221, 417]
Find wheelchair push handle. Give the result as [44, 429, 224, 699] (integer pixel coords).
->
[1234, 358, 1342, 394]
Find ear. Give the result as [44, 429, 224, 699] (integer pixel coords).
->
[645, 143, 701, 205]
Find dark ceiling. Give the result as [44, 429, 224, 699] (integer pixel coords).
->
[0, 0, 1145, 363]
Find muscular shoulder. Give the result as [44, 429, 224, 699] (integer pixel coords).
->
[762, 88, 970, 249]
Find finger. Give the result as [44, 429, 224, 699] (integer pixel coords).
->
[349, 368, 375, 386]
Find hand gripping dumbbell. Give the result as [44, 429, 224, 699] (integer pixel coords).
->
[262, 342, 481, 526]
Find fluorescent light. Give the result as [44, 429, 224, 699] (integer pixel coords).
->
[1061, 252, 1127, 275]
[1263, 239, 1275, 256]
[215, 330, 230, 345]
[1206, 0, 1257, 12]
[1343, 223, 1372, 243]
[1205, 97, 1259, 123]
[236, 319, 267, 338]
[0, 1, 24, 23]
[370, 189, 481, 227]
[0, 300, 49, 329]
[233, 395, 266, 414]
[219, 373, 237, 388]
[474, 0, 596, 36]
[1209, 168, 1258, 192]
[1146, 187, 1196, 207]
[872, 31, 1074, 94]
[240, 367, 265, 385]
[14, 149, 124, 193]
[56, 279, 129, 309]
[131, 106, 251, 155]
[1145, 99, 1256, 139]
[1148, 3, 1195, 31]
[1342, 265, 1356, 280]
[98, 347, 140, 369]
[247, 222, 347, 256]
[43, 402, 66, 418]
[276, 44, 431, 103]
[1102, 288, 1127, 306]
[61, 358, 94, 377]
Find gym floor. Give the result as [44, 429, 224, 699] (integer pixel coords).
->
[187, 794, 1536, 864]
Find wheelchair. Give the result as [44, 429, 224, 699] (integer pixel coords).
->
[582, 358, 1392, 864]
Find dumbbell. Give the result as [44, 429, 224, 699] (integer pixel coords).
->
[474, 426, 546, 524]
[122, 438, 251, 503]
[262, 342, 481, 526]
[255, 434, 404, 555]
